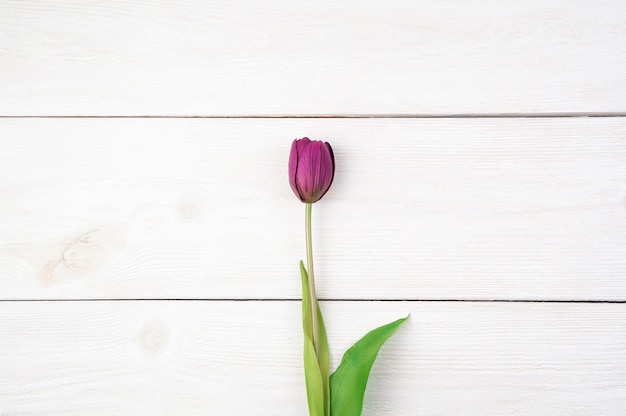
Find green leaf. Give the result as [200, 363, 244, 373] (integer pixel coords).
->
[300, 261, 330, 416]
[303, 337, 324, 416]
[330, 316, 409, 416]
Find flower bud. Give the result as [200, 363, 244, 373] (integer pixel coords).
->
[289, 137, 335, 203]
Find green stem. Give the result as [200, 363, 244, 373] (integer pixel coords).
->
[305, 203, 319, 362]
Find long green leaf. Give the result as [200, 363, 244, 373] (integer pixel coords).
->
[300, 261, 330, 416]
[330, 316, 409, 416]
[303, 337, 324, 416]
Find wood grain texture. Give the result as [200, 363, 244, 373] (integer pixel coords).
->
[3, 2, 624, 415]
[1, 0, 626, 115]
[1, 117, 625, 301]
[0, 301, 624, 415]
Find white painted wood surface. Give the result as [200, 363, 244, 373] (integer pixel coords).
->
[1, 301, 625, 415]
[1, 118, 625, 301]
[1, 1, 625, 414]
[1, 0, 626, 115]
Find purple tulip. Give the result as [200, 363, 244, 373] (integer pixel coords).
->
[289, 137, 335, 203]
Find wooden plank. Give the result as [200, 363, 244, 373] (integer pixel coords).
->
[0, 301, 624, 415]
[1, 0, 626, 115]
[1, 118, 625, 300]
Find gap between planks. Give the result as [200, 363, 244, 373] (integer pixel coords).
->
[1, 112, 626, 119]
[0, 299, 624, 303]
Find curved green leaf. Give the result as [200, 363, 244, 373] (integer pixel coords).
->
[330, 316, 409, 416]
[300, 261, 330, 416]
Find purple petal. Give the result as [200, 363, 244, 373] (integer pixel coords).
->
[288, 139, 301, 199]
[317, 142, 335, 200]
[295, 141, 314, 201]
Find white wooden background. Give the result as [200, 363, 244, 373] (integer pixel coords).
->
[1, 1, 625, 414]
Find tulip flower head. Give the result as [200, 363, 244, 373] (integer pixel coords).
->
[289, 137, 335, 203]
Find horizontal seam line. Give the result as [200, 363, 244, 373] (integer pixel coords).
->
[0, 299, 624, 303]
[0, 113, 626, 119]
